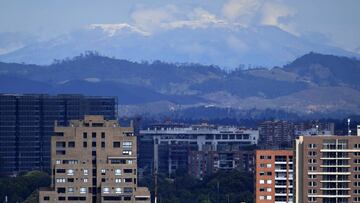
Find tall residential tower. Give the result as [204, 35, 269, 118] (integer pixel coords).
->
[0, 94, 117, 175]
[39, 115, 150, 203]
[295, 135, 360, 203]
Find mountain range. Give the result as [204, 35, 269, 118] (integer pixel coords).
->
[0, 52, 360, 119]
[0, 24, 358, 68]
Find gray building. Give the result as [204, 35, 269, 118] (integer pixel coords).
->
[139, 123, 258, 176]
[0, 94, 117, 176]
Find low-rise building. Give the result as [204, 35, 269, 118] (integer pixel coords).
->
[139, 123, 259, 176]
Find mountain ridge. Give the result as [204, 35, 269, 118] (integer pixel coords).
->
[0, 52, 359, 118]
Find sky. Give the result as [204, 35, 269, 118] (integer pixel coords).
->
[0, 0, 359, 52]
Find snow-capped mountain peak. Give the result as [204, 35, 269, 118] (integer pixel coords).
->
[88, 23, 151, 37]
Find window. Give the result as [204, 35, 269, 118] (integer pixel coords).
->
[259, 180, 265, 184]
[260, 155, 272, 160]
[115, 169, 121, 175]
[101, 169, 106, 175]
[67, 169, 74, 175]
[56, 141, 66, 148]
[266, 180, 272, 184]
[127, 160, 133, 164]
[259, 196, 264, 200]
[309, 159, 317, 164]
[266, 188, 271, 192]
[266, 164, 272, 168]
[260, 188, 265, 192]
[43, 196, 50, 201]
[80, 187, 87, 194]
[308, 144, 317, 149]
[308, 175, 317, 179]
[309, 166, 317, 171]
[92, 142, 96, 147]
[123, 150, 132, 155]
[123, 141, 132, 149]
[56, 178, 66, 183]
[68, 187, 74, 193]
[56, 169, 66, 173]
[83, 178, 88, 183]
[124, 169, 132, 173]
[103, 187, 110, 194]
[56, 160, 61, 164]
[308, 151, 317, 156]
[308, 181, 317, 187]
[101, 142, 105, 148]
[83, 142, 87, 148]
[124, 187, 133, 193]
[83, 132, 87, 139]
[57, 188, 66, 193]
[92, 132, 96, 138]
[83, 169, 88, 175]
[67, 178, 74, 182]
[101, 132, 105, 139]
[125, 178, 132, 183]
[113, 142, 121, 148]
[68, 141, 75, 148]
[115, 178, 122, 183]
[115, 188, 122, 194]
[266, 196, 272, 200]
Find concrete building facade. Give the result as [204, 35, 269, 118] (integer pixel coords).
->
[39, 115, 150, 203]
[189, 150, 255, 179]
[255, 150, 294, 203]
[139, 123, 259, 176]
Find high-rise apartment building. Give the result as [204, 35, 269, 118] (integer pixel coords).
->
[295, 135, 360, 203]
[255, 150, 294, 203]
[39, 115, 150, 203]
[259, 121, 294, 149]
[0, 94, 117, 175]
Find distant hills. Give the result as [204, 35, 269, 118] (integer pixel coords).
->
[0, 24, 358, 67]
[0, 52, 360, 119]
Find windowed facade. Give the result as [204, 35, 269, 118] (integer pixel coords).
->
[296, 136, 360, 203]
[39, 115, 150, 203]
[256, 150, 293, 203]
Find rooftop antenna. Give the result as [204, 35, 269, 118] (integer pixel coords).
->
[348, 118, 351, 136]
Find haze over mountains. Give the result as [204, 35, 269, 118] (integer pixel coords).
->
[0, 23, 358, 67]
[1, 52, 359, 119]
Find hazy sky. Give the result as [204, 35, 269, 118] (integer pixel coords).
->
[0, 0, 359, 51]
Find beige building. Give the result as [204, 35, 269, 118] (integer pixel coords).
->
[295, 135, 360, 203]
[39, 115, 150, 203]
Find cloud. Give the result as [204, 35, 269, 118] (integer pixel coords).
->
[221, 0, 296, 33]
[163, 8, 228, 29]
[130, 5, 179, 32]
[92, 1, 297, 36]
[222, 0, 261, 25]
[260, 2, 297, 34]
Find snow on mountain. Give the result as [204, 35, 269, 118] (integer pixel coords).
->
[0, 24, 358, 68]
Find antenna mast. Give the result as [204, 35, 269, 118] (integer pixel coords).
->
[348, 118, 351, 136]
